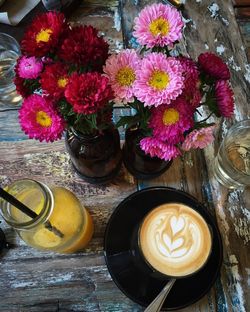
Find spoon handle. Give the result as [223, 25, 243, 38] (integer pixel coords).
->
[144, 278, 176, 312]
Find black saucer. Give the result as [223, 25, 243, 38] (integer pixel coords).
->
[104, 187, 223, 310]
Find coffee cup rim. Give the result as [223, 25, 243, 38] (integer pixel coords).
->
[137, 202, 213, 280]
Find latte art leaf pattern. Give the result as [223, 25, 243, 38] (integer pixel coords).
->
[155, 215, 194, 258]
[139, 203, 212, 277]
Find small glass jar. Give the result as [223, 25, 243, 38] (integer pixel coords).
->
[65, 126, 122, 184]
[123, 127, 172, 180]
[0, 179, 94, 253]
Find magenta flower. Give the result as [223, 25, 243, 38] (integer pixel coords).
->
[134, 53, 184, 107]
[149, 98, 193, 144]
[18, 56, 43, 79]
[178, 57, 202, 109]
[215, 80, 234, 118]
[103, 49, 141, 104]
[19, 94, 65, 142]
[133, 3, 183, 48]
[198, 52, 230, 80]
[182, 126, 215, 151]
[140, 137, 181, 161]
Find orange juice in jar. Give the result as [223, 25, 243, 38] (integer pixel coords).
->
[0, 179, 93, 253]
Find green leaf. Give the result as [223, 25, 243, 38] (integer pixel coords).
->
[193, 122, 215, 130]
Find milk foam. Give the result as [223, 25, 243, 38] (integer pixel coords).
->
[139, 203, 212, 277]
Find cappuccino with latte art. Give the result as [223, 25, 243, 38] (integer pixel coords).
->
[139, 203, 212, 277]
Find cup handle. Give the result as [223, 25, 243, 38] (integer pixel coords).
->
[144, 278, 176, 312]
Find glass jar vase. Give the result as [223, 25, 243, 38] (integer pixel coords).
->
[0, 179, 94, 253]
[65, 126, 122, 184]
[123, 128, 172, 180]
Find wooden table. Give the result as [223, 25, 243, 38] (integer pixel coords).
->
[0, 1, 249, 311]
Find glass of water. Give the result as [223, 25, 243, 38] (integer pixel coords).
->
[213, 119, 250, 189]
[0, 33, 22, 106]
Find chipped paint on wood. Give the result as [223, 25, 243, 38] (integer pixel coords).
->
[216, 44, 226, 55]
[244, 64, 250, 82]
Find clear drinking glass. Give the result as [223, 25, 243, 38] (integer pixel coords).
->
[213, 119, 250, 189]
[0, 33, 22, 106]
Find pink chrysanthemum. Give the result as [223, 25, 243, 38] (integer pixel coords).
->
[19, 94, 65, 142]
[198, 52, 230, 80]
[149, 97, 193, 144]
[134, 53, 184, 107]
[18, 56, 43, 79]
[178, 57, 202, 109]
[103, 49, 141, 104]
[40, 63, 69, 101]
[140, 137, 181, 161]
[14, 58, 38, 98]
[133, 3, 183, 48]
[215, 80, 234, 118]
[182, 126, 215, 151]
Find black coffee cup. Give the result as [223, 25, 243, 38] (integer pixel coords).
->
[131, 202, 213, 281]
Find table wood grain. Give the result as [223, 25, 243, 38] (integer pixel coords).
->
[0, 1, 249, 311]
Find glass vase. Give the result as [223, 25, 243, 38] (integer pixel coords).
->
[123, 127, 172, 180]
[65, 126, 122, 184]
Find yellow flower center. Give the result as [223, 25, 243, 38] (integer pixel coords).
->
[149, 70, 169, 90]
[36, 111, 52, 127]
[36, 28, 53, 43]
[162, 108, 179, 125]
[197, 133, 205, 141]
[57, 77, 68, 88]
[149, 17, 170, 37]
[116, 66, 136, 87]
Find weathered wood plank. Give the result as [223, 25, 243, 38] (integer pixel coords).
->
[120, 0, 250, 311]
[0, 109, 27, 141]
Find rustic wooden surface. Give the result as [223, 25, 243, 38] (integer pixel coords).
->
[0, 1, 249, 311]
[233, 0, 250, 60]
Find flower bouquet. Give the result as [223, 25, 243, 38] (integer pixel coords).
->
[103, 3, 234, 178]
[15, 12, 122, 183]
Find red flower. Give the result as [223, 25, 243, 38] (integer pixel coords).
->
[58, 25, 109, 71]
[21, 12, 69, 57]
[65, 72, 114, 115]
[215, 80, 234, 118]
[198, 52, 230, 80]
[40, 63, 69, 100]
[14, 75, 31, 98]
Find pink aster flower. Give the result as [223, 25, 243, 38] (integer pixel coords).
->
[178, 57, 202, 109]
[215, 80, 234, 118]
[19, 94, 65, 142]
[103, 49, 141, 104]
[140, 137, 181, 161]
[149, 98, 194, 144]
[133, 3, 184, 48]
[134, 53, 184, 107]
[182, 126, 215, 151]
[198, 52, 230, 80]
[18, 56, 43, 79]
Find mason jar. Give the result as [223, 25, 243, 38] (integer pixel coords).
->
[0, 179, 94, 253]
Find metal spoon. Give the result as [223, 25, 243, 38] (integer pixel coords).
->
[144, 278, 176, 312]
